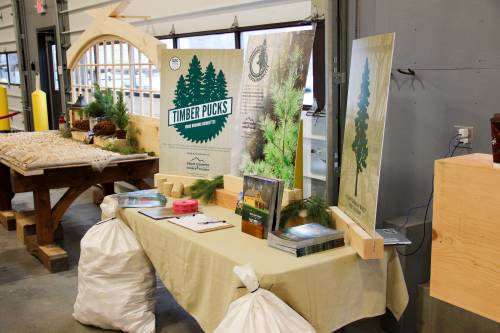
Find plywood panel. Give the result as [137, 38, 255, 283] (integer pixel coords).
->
[430, 154, 500, 323]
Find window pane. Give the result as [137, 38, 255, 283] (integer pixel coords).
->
[151, 67, 160, 91]
[51, 46, 59, 91]
[241, 25, 312, 50]
[303, 56, 313, 106]
[122, 43, 129, 64]
[0, 54, 9, 84]
[114, 68, 122, 88]
[140, 52, 149, 64]
[114, 43, 121, 63]
[178, 33, 235, 49]
[98, 44, 105, 65]
[123, 67, 130, 89]
[160, 39, 174, 49]
[142, 67, 150, 90]
[105, 42, 113, 65]
[7, 53, 20, 85]
[132, 47, 140, 64]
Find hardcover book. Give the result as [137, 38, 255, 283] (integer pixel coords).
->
[241, 175, 282, 238]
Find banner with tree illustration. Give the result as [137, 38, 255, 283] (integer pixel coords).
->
[338, 33, 395, 234]
[160, 49, 243, 177]
[231, 31, 314, 189]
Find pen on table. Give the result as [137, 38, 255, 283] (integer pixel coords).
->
[198, 220, 226, 225]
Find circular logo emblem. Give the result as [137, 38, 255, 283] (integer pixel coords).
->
[169, 57, 181, 71]
[248, 39, 269, 82]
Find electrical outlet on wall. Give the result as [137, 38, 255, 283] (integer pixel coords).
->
[454, 125, 473, 146]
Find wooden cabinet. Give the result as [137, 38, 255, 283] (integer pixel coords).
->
[431, 153, 500, 323]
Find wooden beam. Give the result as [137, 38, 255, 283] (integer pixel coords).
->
[0, 210, 15, 230]
[0, 162, 14, 210]
[330, 206, 384, 260]
[33, 189, 54, 245]
[51, 185, 90, 232]
[11, 158, 158, 193]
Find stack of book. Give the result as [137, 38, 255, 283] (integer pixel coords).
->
[241, 175, 284, 239]
[268, 223, 344, 257]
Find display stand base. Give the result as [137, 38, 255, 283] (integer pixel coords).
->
[0, 210, 16, 230]
[330, 206, 384, 259]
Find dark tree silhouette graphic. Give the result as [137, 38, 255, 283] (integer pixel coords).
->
[351, 58, 370, 197]
[186, 55, 204, 106]
[173, 74, 188, 108]
[214, 70, 228, 100]
[202, 62, 217, 103]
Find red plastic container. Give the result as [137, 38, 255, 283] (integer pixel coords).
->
[172, 199, 198, 214]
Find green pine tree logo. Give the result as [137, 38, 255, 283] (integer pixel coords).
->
[170, 55, 231, 143]
[351, 58, 370, 197]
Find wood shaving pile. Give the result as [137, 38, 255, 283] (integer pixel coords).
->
[0, 131, 147, 171]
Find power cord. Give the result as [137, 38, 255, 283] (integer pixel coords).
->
[397, 134, 466, 257]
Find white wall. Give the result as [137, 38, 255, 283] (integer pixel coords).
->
[0, 1, 23, 130]
[67, 0, 311, 43]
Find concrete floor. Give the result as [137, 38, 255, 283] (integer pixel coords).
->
[0, 188, 385, 333]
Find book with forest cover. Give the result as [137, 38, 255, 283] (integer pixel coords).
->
[241, 175, 282, 239]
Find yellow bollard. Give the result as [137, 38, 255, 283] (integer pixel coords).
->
[0, 85, 10, 131]
[32, 89, 49, 131]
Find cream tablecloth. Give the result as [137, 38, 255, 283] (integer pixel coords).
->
[115, 204, 408, 333]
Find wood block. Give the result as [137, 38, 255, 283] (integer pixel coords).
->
[430, 154, 500, 323]
[71, 131, 87, 142]
[330, 206, 383, 259]
[162, 182, 173, 197]
[25, 235, 69, 272]
[171, 183, 184, 198]
[0, 210, 16, 230]
[154, 173, 203, 188]
[223, 175, 243, 193]
[183, 185, 192, 196]
[154, 173, 167, 187]
[215, 188, 239, 210]
[241, 219, 264, 239]
[15, 211, 35, 243]
[93, 136, 112, 148]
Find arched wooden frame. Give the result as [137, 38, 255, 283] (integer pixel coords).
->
[66, 10, 163, 154]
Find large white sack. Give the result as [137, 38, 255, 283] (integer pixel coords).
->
[73, 218, 156, 333]
[214, 264, 316, 333]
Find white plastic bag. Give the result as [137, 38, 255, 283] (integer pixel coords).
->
[73, 218, 156, 333]
[214, 264, 316, 333]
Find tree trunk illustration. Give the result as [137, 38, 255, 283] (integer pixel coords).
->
[351, 58, 370, 197]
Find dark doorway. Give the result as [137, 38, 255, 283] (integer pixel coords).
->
[37, 27, 61, 130]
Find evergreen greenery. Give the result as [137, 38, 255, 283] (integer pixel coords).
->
[190, 175, 224, 203]
[279, 196, 333, 229]
[352, 58, 370, 197]
[109, 91, 129, 130]
[243, 48, 304, 189]
[84, 84, 115, 118]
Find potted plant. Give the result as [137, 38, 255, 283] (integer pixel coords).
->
[84, 83, 115, 131]
[109, 91, 129, 139]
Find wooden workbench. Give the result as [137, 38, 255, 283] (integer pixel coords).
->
[0, 156, 159, 272]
